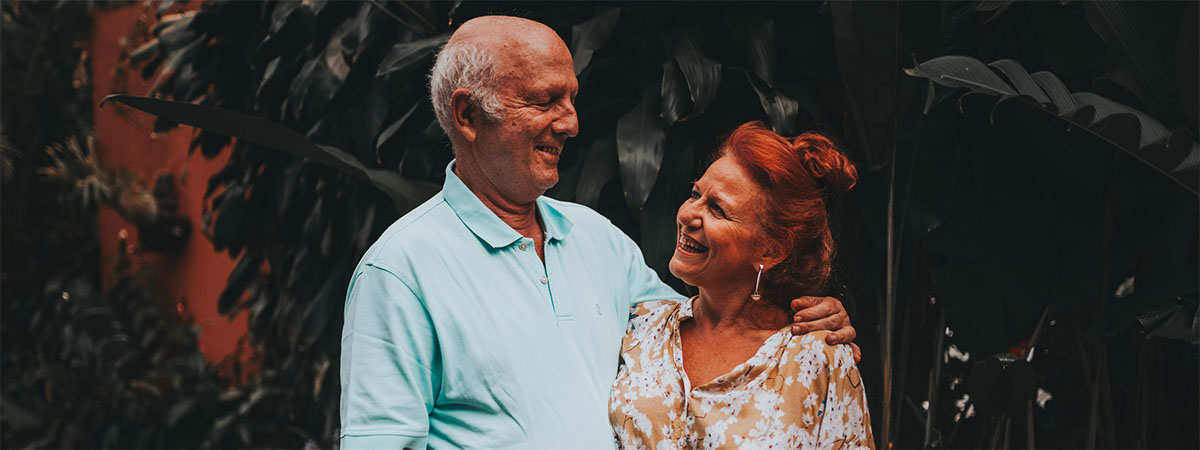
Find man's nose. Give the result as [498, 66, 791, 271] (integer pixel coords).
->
[553, 100, 579, 137]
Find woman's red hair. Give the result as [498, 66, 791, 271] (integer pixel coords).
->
[717, 121, 857, 303]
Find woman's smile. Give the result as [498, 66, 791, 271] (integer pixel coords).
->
[676, 233, 708, 254]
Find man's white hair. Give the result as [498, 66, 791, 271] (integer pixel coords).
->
[429, 40, 505, 144]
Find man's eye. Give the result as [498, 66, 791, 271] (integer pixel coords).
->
[689, 189, 700, 199]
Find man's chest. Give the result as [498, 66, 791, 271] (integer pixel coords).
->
[411, 242, 631, 385]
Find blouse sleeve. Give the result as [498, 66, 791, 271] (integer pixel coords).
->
[816, 342, 875, 449]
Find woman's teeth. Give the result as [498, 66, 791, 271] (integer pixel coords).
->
[678, 235, 708, 253]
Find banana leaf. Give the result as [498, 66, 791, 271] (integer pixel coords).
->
[615, 78, 667, 213]
[376, 34, 449, 77]
[663, 29, 721, 122]
[571, 7, 621, 76]
[1082, 0, 1183, 126]
[906, 55, 1199, 195]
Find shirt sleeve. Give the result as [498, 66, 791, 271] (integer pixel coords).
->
[816, 343, 875, 449]
[612, 226, 685, 307]
[340, 263, 439, 450]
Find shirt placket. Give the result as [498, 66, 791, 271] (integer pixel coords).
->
[514, 236, 559, 316]
[544, 236, 575, 323]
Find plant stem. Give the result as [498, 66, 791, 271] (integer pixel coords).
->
[881, 2, 902, 446]
[923, 308, 946, 448]
[1026, 399, 1035, 449]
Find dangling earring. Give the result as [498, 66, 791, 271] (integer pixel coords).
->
[751, 264, 764, 301]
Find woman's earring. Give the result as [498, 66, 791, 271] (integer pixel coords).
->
[751, 264, 764, 301]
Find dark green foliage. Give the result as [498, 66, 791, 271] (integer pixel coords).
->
[3, 242, 225, 448]
[1, 2, 227, 448]
[101, 94, 440, 212]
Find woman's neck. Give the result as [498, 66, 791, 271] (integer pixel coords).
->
[691, 285, 791, 333]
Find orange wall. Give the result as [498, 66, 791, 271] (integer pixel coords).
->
[90, 3, 247, 365]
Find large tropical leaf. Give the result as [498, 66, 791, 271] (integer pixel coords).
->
[615, 79, 667, 213]
[906, 55, 1200, 195]
[660, 58, 691, 127]
[663, 29, 721, 121]
[1082, 0, 1184, 126]
[376, 34, 449, 77]
[570, 7, 621, 76]
[726, 15, 777, 88]
[738, 69, 799, 136]
[726, 15, 798, 135]
[575, 135, 618, 209]
[830, 0, 900, 171]
[100, 95, 437, 212]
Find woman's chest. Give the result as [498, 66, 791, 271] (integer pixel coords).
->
[680, 328, 778, 388]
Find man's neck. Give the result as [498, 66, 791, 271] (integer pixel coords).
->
[453, 160, 547, 260]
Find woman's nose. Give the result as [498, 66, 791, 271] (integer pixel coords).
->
[677, 201, 702, 229]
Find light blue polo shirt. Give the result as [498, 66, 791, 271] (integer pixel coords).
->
[340, 162, 684, 449]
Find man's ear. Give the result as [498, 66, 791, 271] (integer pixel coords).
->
[450, 88, 478, 143]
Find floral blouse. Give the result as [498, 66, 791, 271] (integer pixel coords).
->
[609, 299, 874, 450]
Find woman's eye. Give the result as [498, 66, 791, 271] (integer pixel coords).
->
[711, 204, 726, 218]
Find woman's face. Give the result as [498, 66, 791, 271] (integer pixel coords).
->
[669, 155, 771, 290]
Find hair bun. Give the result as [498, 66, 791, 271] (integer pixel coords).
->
[791, 133, 857, 195]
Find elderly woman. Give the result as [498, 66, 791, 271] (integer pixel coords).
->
[609, 122, 873, 449]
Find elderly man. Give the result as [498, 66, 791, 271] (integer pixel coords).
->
[340, 15, 857, 449]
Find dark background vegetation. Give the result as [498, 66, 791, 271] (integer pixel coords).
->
[3, 0, 1197, 448]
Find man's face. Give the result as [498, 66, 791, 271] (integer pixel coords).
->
[471, 39, 579, 201]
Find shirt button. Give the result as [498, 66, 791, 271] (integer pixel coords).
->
[518, 242, 528, 251]
[539, 276, 548, 285]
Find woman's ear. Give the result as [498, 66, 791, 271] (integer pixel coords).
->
[450, 88, 478, 143]
[759, 241, 788, 271]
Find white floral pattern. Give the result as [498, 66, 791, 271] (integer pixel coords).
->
[610, 299, 874, 450]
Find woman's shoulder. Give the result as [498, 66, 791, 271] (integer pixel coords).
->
[625, 300, 680, 338]
[629, 299, 679, 320]
[779, 330, 858, 380]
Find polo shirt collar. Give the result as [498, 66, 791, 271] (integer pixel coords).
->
[536, 196, 573, 242]
[442, 162, 574, 249]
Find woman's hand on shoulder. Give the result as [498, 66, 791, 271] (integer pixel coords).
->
[789, 296, 861, 364]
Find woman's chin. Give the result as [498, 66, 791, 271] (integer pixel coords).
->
[668, 257, 699, 286]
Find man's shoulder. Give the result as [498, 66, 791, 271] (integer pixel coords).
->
[359, 192, 457, 265]
[541, 196, 608, 222]
[540, 197, 628, 240]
